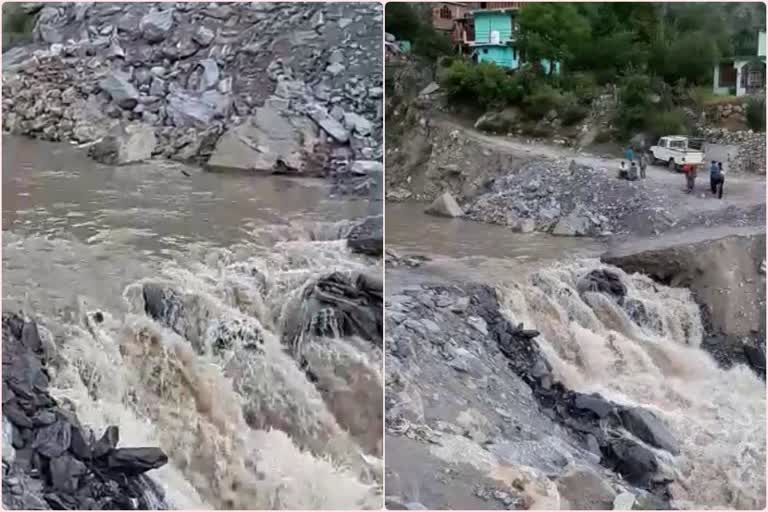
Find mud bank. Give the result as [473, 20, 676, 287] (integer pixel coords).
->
[603, 231, 766, 375]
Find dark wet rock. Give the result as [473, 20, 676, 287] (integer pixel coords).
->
[347, 215, 383, 257]
[620, 407, 679, 455]
[21, 322, 42, 352]
[106, 448, 168, 475]
[608, 438, 658, 487]
[93, 425, 120, 459]
[578, 269, 627, 302]
[573, 393, 616, 419]
[32, 420, 71, 458]
[49, 454, 87, 493]
[2, 313, 169, 509]
[285, 271, 383, 351]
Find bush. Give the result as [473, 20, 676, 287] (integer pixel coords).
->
[523, 84, 563, 119]
[646, 109, 689, 139]
[562, 72, 600, 105]
[746, 97, 766, 132]
[442, 61, 524, 109]
[558, 96, 590, 126]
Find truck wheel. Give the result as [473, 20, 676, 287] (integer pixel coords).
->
[667, 158, 676, 171]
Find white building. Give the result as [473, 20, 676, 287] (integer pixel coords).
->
[713, 31, 766, 97]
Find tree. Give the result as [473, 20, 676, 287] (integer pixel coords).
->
[517, 3, 591, 74]
[385, 3, 421, 41]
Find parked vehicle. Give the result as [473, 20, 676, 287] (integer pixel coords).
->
[650, 136, 705, 172]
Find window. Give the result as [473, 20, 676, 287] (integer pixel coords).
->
[480, 2, 487, 8]
[482, 48, 488, 54]
[670, 140, 685, 150]
[440, 6, 452, 19]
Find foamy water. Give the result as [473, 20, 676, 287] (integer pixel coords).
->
[497, 259, 765, 509]
[39, 222, 382, 509]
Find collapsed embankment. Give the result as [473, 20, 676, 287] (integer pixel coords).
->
[385, 233, 765, 510]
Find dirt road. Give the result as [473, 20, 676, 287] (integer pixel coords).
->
[439, 118, 766, 221]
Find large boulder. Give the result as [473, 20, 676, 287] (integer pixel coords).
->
[425, 191, 463, 218]
[556, 466, 616, 510]
[474, 107, 521, 134]
[577, 269, 627, 302]
[347, 215, 383, 257]
[166, 90, 229, 129]
[307, 104, 349, 143]
[99, 72, 139, 110]
[552, 206, 595, 236]
[88, 123, 156, 165]
[206, 106, 317, 173]
[188, 59, 219, 92]
[139, 9, 174, 43]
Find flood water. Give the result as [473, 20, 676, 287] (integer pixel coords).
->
[385, 201, 605, 291]
[2, 135, 369, 314]
[2, 135, 383, 509]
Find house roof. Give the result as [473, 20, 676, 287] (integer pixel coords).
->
[470, 7, 518, 15]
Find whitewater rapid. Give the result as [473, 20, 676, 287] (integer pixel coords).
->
[496, 259, 765, 510]
[37, 220, 383, 509]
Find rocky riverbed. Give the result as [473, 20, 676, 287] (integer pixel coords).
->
[2, 2, 382, 194]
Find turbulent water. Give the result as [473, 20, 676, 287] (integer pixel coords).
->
[3, 136, 382, 509]
[496, 259, 765, 510]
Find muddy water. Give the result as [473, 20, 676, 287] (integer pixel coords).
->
[385, 201, 605, 291]
[2, 135, 382, 509]
[2, 135, 367, 313]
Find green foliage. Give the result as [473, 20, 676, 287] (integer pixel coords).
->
[517, 3, 590, 73]
[746, 97, 766, 132]
[656, 31, 720, 85]
[385, 3, 454, 61]
[442, 61, 524, 108]
[522, 84, 563, 119]
[385, 3, 422, 41]
[646, 109, 689, 138]
[558, 93, 590, 126]
[560, 72, 600, 104]
[2, 4, 36, 49]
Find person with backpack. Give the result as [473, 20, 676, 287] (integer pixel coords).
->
[709, 160, 720, 194]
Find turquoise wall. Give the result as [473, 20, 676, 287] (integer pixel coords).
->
[473, 11, 513, 44]
[475, 45, 518, 69]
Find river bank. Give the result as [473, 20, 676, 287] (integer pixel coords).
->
[2, 2, 383, 195]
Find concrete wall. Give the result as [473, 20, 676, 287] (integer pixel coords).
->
[475, 45, 518, 68]
[473, 11, 513, 43]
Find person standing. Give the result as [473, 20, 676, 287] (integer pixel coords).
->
[709, 160, 720, 194]
[625, 146, 635, 164]
[685, 163, 697, 193]
[639, 152, 648, 179]
[715, 161, 726, 199]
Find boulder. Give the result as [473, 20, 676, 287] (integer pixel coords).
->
[556, 466, 616, 510]
[577, 269, 627, 302]
[608, 438, 658, 486]
[3, 415, 15, 465]
[107, 448, 168, 475]
[93, 425, 119, 458]
[192, 26, 215, 46]
[140, 9, 174, 43]
[343, 112, 373, 136]
[613, 492, 636, 510]
[166, 91, 223, 129]
[572, 393, 616, 419]
[350, 160, 383, 176]
[88, 123, 156, 165]
[619, 407, 679, 454]
[425, 192, 463, 218]
[32, 420, 71, 458]
[206, 106, 315, 173]
[308, 105, 349, 143]
[189, 59, 219, 92]
[347, 216, 383, 257]
[49, 454, 87, 493]
[99, 73, 139, 110]
[475, 108, 520, 134]
[552, 207, 594, 236]
[419, 82, 440, 96]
